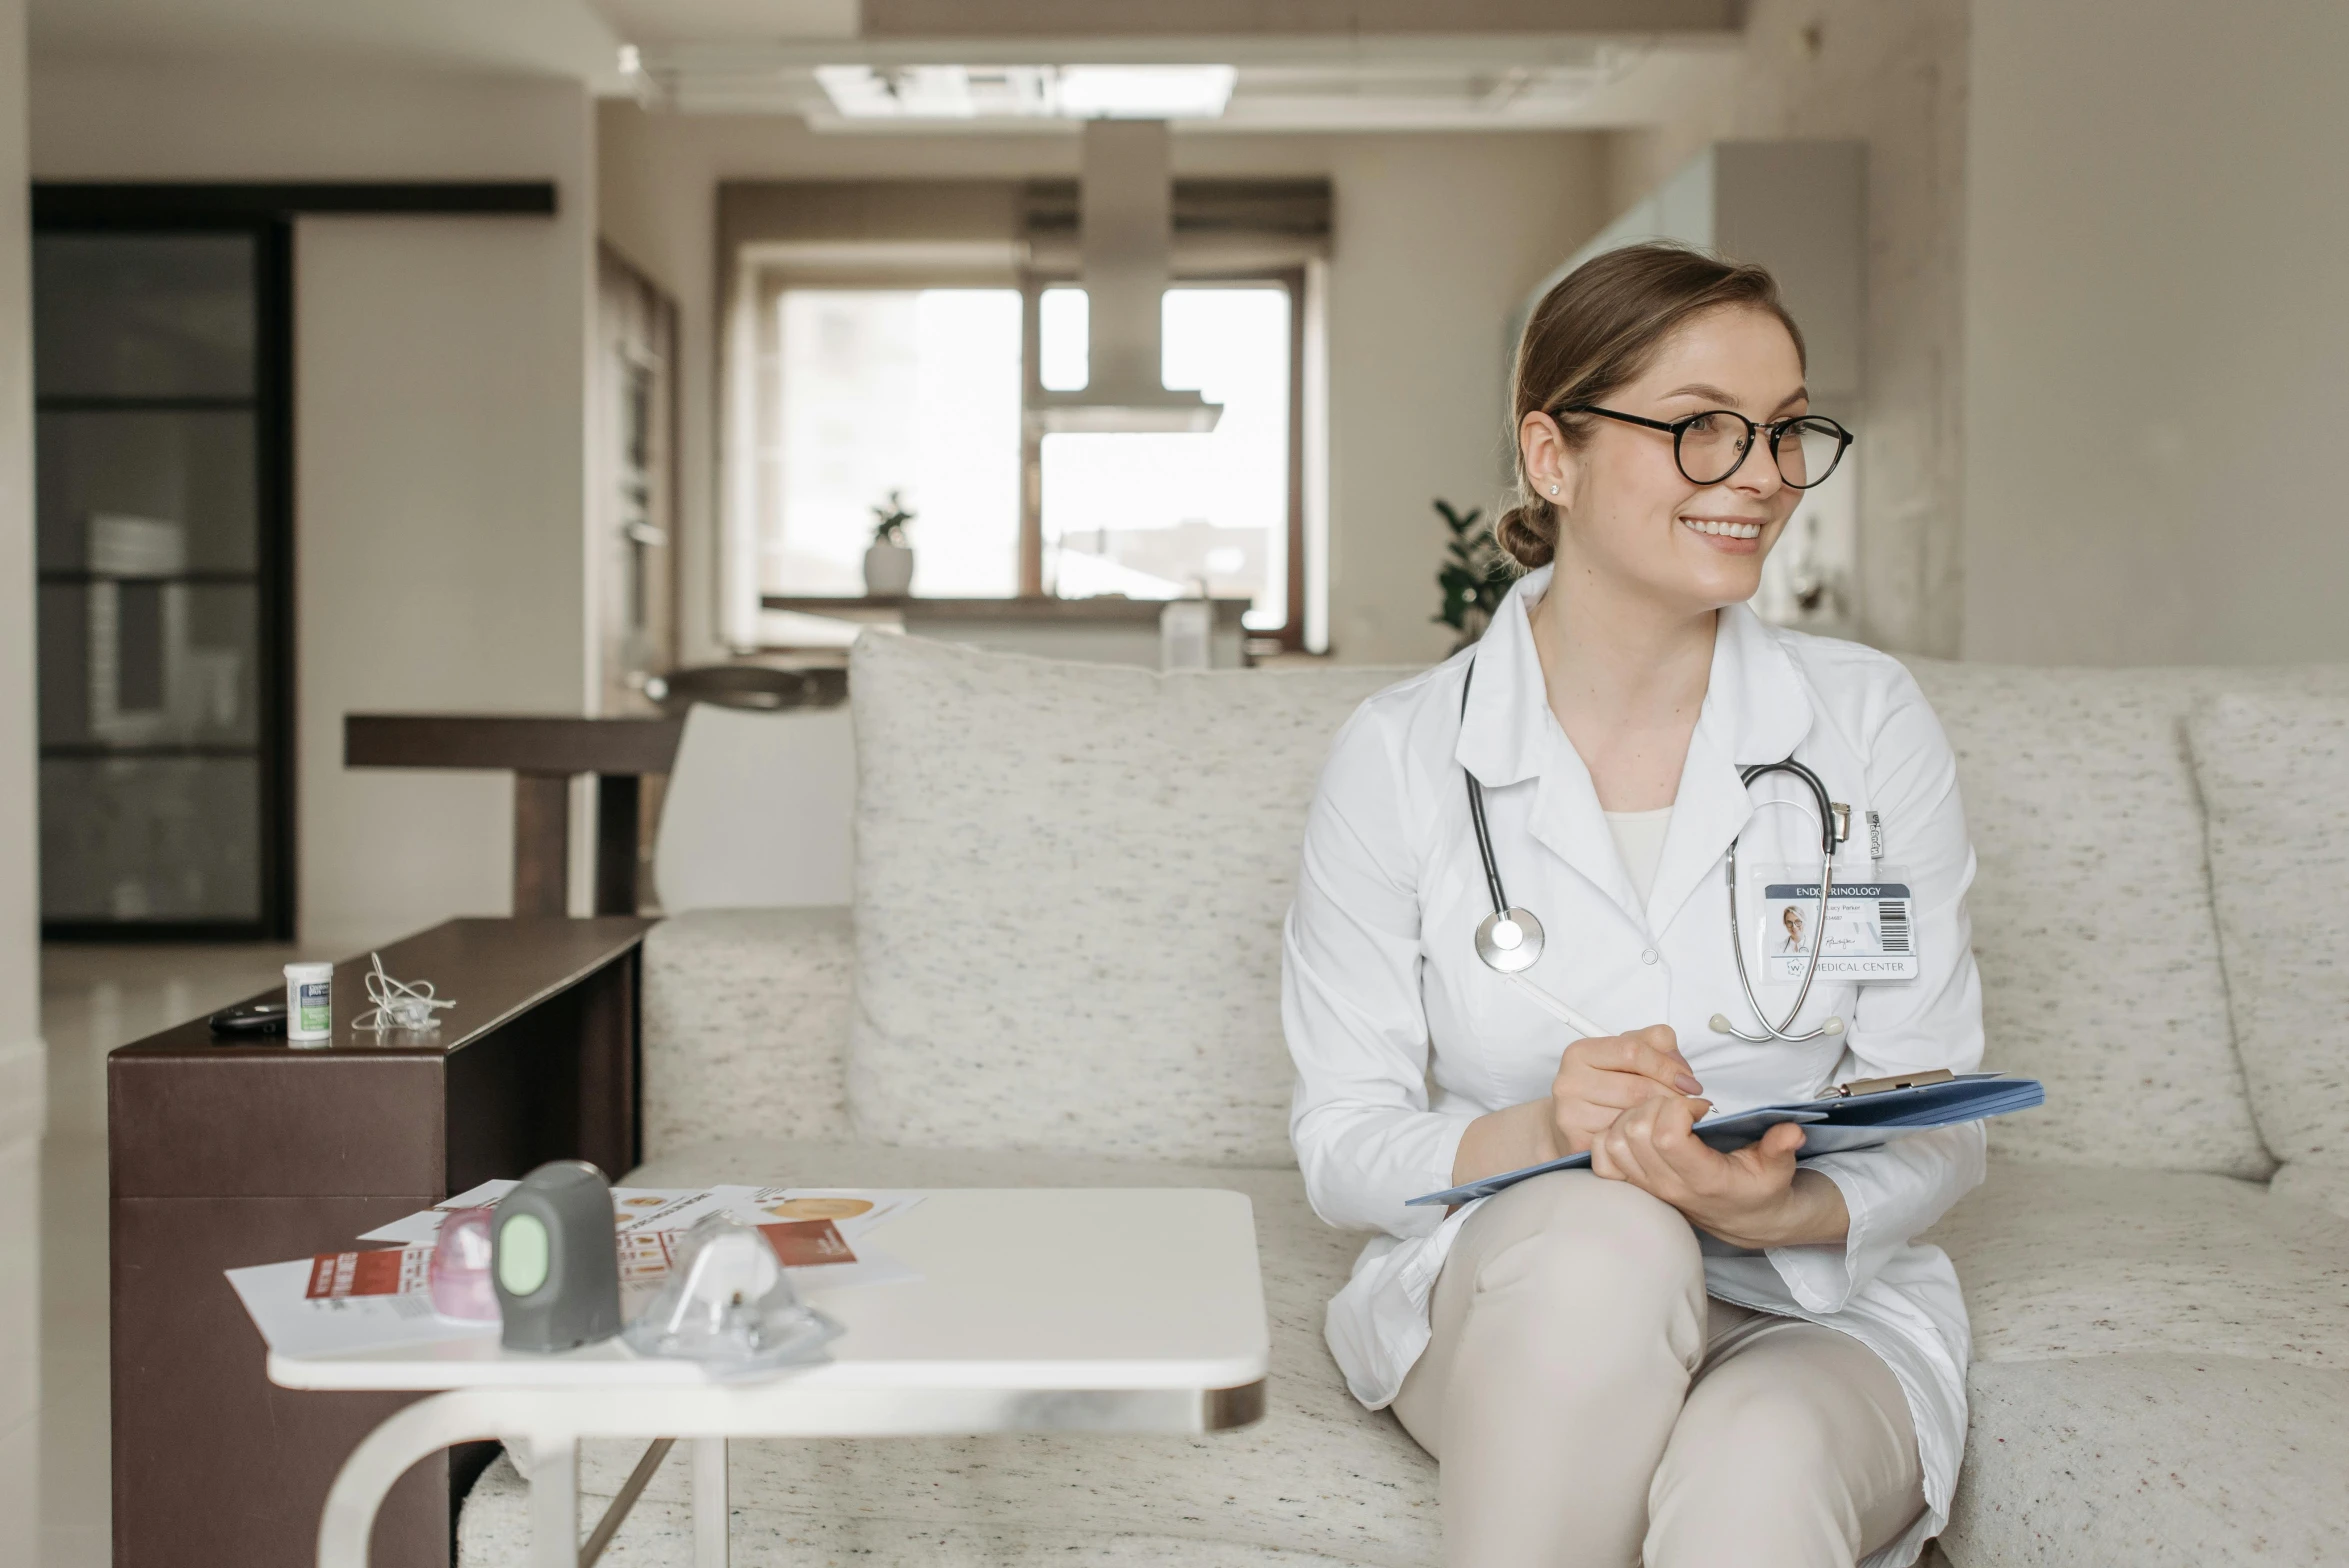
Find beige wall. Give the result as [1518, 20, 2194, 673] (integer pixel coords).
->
[0, 0, 34, 1129]
[599, 108, 1608, 667]
[1961, 0, 2349, 664]
[31, 56, 596, 943]
[294, 217, 594, 940]
[1603, 0, 1969, 657]
[0, 0, 42, 1549]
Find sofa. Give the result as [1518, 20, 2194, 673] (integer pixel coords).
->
[460, 632, 2349, 1567]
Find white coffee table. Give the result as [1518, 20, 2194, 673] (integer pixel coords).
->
[272, 1188, 1268, 1568]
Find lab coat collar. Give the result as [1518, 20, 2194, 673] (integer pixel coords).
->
[1646, 601, 1818, 930]
[1452, 570, 1642, 917]
[1452, 567, 1554, 791]
[1452, 571, 1816, 930]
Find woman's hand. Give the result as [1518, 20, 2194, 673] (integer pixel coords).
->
[1548, 1025, 1703, 1156]
[1449, 1025, 1701, 1189]
[1590, 1094, 1849, 1250]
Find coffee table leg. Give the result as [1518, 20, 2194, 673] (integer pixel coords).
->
[693, 1436, 728, 1567]
[319, 1389, 508, 1568]
[532, 1434, 580, 1568]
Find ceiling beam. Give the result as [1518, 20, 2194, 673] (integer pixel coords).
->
[32, 182, 558, 224]
[859, 0, 1744, 38]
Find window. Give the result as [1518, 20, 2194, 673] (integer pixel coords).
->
[767, 288, 1024, 599]
[751, 271, 1305, 646]
[1039, 285, 1293, 632]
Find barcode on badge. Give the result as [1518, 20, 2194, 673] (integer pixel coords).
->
[1880, 901, 1911, 954]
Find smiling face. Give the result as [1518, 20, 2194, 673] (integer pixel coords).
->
[1520, 304, 1809, 617]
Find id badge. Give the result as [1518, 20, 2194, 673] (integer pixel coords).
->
[1754, 864, 1919, 983]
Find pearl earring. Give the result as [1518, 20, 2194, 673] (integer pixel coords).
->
[1548, 483, 1559, 496]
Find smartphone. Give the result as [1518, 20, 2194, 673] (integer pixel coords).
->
[208, 1000, 287, 1038]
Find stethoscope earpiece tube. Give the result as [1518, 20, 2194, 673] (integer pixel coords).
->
[1718, 758, 1845, 1043]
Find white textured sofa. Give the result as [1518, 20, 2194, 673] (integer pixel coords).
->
[462, 634, 2349, 1567]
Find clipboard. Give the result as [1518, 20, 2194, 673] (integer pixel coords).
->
[1407, 1071, 2044, 1209]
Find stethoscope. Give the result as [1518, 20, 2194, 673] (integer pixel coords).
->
[1461, 662, 1851, 1043]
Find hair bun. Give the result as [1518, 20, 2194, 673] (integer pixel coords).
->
[1494, 501, 1557, 570]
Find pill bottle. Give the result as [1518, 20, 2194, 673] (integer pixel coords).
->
[284, 961, 334, 1043]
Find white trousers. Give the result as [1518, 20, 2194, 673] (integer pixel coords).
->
[1391, 1171, 1924, 1568]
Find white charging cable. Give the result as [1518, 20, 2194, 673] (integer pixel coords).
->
[352, 952, 458, 1034]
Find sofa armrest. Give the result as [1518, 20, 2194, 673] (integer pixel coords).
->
[641, 906, 852, 1161]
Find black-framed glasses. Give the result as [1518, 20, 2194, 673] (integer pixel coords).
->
[1562, 404, 1853, 490]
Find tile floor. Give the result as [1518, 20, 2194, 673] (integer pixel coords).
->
[25, 939, 364, 1567]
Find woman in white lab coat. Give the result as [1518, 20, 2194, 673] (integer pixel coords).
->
[1283, 243, 1985, 1568]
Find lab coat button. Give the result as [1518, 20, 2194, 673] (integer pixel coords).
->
[1640, 948, 1659, 965]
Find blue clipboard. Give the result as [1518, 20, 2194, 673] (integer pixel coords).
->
[1407, 1072, 2044, 1208]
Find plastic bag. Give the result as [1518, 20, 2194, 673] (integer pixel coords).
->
[428, 1206, 499, 1323]
[621, 1213, 842, 1380]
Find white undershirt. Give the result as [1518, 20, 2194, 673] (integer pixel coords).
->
[1603, 805, 1674, 907]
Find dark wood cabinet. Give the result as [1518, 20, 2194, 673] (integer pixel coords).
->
[108, 917, 653, 1568]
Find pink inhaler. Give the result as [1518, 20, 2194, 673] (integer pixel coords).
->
[429, 1206, 500, 1323]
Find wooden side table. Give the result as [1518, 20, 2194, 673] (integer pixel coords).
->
[108, 916, 654, 1568]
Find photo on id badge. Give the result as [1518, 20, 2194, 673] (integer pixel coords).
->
[1753, 863, 1920, 985]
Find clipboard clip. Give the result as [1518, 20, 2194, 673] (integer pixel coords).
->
[1828, 1068, 1956, 1098]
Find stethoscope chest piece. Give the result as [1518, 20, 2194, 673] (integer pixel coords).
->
[1474, 907, 1545, 973]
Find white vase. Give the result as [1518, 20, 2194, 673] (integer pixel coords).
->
[863, 543, 914, 597]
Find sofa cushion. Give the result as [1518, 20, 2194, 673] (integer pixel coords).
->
[2272, 1162, 2349, 1219]
[652, 704, 856, 912]
[1929, 1158, 2349, 1565]
[1902, 661, 2291, 1178]
[2188, 692, 2349, 1217]
[1923, 1162, 2349, 1369]
[457, 1139, 1434, 1568]
[642, 909, 854, 1159]
[847, 632, 1409, 1167]
[1940, 1355, 2349, 1568]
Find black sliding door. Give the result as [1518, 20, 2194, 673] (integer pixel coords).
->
[33, 215, 294, 938]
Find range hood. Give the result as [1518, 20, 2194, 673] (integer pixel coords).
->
[1036, 119, 1221, 435]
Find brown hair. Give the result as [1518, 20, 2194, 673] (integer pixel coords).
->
[1494, 242, 1806, 570]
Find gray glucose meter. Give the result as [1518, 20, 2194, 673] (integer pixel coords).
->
[492, 1160, 623, 1353]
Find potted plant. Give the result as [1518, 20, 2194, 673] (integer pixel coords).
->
[864, 491, 916, 597]
[1431, 498, 1512, 652]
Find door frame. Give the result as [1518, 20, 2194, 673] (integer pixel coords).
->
[32, 181, 560, 940]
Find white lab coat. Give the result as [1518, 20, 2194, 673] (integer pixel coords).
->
[1283, 567, 1985, 1568]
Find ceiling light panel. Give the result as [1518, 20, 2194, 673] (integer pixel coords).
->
[641, 37, 1708, 128]
[811, 64, 1048, 117]
[1057, 65, 1236, 119]
[814, 63, 1235, 121]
